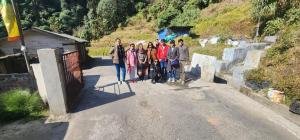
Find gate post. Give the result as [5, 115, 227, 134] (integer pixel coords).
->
[37, 48, 68, 115]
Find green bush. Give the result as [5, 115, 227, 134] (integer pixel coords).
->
[171, 8, 200, 26]
[157, 6, 180, 28]
[266, 25, 296, 58]
[264, 18, 284, 35]
[245, 68, 267, 85]
[0, 90, 46, 122]
[285, 8, 300, 25]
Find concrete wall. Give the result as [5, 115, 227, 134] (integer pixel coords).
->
[31, 64, 48, 104]
[0, 73, 34, 92]
[231, 50, 265, 89]
[0, 30, 76, 57]
[191, 53, 217, 82]
[244, 50, 265, 68]
[38, 48, 68, 115]
[222, 47, 249, 64]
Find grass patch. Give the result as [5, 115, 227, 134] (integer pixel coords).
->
[192, 1, 255, 38]
[0, 89, 47, 123]
[246, 25, 300, 105]
[190, 44, 232, 59]
[92, 13, 157, 49]
[88, 47, 111, 57]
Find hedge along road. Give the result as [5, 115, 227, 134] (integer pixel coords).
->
[2, 57, 299, 140]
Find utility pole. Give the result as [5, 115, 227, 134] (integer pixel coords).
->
[10, 0, 31, 72]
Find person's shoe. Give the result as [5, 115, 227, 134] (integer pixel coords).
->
[181, 80, 185, 85]
[118, 81, 122, 85]
[168, 78, 172, 83]
[171, 78, 176, 83]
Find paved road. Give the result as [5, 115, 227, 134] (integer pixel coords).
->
[63, 57, 300, 140]
[2, 57, 299, 140]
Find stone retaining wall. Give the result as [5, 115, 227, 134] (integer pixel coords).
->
[0, 73, 35, 92]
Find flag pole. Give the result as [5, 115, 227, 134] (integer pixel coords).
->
[10, 0, 31, 72]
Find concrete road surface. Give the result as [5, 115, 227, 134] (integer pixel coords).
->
[64, 57, 300, 140]
[1, 57, 300, 140]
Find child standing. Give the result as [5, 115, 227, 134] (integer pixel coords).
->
[126, 44, 137, 83]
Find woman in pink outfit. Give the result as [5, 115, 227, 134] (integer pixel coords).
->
[126, 43, 137, 83]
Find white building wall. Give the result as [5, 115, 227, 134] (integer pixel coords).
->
[0, 30, 76, 57]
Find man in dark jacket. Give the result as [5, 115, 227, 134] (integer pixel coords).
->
[167, 40, 179, 83]
[178, 39, 189, 84]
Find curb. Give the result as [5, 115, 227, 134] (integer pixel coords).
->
[239, 86, 300, 127]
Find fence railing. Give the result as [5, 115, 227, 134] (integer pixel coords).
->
[62, 51, 84, 107]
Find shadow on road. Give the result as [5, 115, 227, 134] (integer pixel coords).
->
[73, 73, 135, 113]
[83, 57, 113, 69]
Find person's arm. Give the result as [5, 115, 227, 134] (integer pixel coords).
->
[143, 55, 147, 64]
[186, 47, 190, 63]
[109, 46, 115, 56]
[126, 51, 130, 66]
[175, 48, 179, 60]
[135, 52, 138, 65]
[186, 47, 190, 65]
[157, 47, 161, 61]
[167, 49, 171, 60]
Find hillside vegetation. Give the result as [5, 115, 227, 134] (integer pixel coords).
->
[192, 1, 255, 38]
[89, 14, 157, 56]
[90, 0, 253, 57]
[0, 0, 149, 40]
[246, 0, 300, 104]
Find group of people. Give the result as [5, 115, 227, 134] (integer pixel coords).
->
[109, 38, 189, 85]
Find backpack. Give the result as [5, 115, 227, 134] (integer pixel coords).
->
[290, 99, 300, 115]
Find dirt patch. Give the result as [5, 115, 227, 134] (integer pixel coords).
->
[0, 119, 69, 140]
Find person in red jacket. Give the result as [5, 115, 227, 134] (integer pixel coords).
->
[157, 39, 169, 80]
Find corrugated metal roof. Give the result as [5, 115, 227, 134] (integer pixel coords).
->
[0, 27, 89, 43]
[32, 27, 88, 43]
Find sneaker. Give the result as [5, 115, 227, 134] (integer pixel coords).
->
[168, 78, 172, 83]
[118, 81, 122, 85]
[171, 78, 176, 83]
[181, 80, 185, 85]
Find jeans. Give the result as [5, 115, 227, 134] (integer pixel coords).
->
[168, 69, 176, 79]
[115, 63, 126, 81]
[160, 60, 167, 79]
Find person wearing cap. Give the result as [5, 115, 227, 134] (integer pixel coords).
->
[177, 39, 189, 84]
[167, 40, 179, 83]
[157, 39, 169, 81]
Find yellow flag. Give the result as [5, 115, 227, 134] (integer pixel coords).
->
[0, 0, 20, 41]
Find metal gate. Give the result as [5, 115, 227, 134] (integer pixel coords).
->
[62, 51, 84, 108]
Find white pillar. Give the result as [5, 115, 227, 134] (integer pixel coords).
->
[37, 48, 68, 115]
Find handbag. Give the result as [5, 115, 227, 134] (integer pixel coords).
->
[171, 59, 179, 67]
